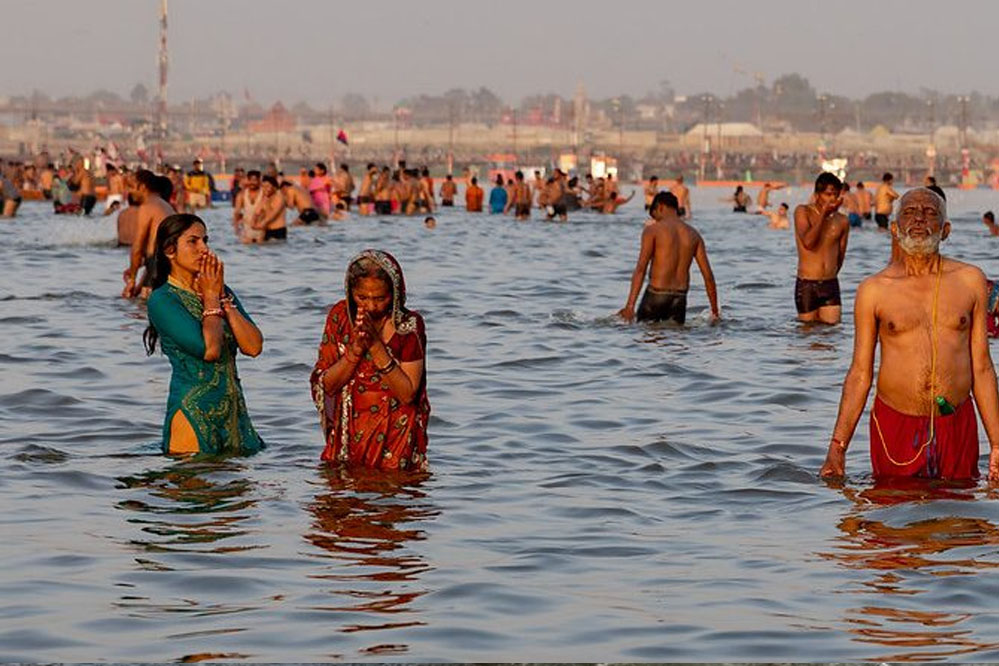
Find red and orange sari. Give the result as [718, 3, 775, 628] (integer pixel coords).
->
[310, 250, 430, 471]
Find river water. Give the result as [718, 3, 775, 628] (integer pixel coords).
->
[2, 186, 999, 662]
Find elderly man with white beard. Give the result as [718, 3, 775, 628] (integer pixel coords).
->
[821, 188, 999, 482]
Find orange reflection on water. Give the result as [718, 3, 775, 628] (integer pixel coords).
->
[821, 478, 999, 661]
[303, 465, 438, 638]
[116, 458, 261, 553]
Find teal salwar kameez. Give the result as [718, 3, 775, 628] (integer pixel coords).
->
[147, 283, 264, 455]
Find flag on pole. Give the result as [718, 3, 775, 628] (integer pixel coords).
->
[336, 129, 349, 146]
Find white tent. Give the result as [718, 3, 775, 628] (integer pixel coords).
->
[684, 122, 763, 139]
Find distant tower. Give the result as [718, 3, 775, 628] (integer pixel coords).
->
[157, 0, 168, 136]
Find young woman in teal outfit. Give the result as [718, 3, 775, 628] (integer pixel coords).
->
[143, 214, 265, 455]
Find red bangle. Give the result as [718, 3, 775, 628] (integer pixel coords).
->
[831, 438, 847, 451]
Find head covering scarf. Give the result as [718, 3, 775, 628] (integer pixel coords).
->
[310, 250, 429, 470]
[344, 249, 419, 335]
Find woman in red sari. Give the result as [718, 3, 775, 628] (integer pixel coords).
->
[310, 250, 430, 471]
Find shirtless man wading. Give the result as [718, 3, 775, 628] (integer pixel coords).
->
[794, 172, 850, 324]
[874, 172, 900, 230]
[505, 170, 532, 220]
[333, 163, 354, 210]
[357, 163, 377, 215]
[644, 175, 659, 210]
[253, 176, 287, 241]
[282, 180, 324, 225]
[821, 188, 999, 481]
[755, 182, 785, 213]
[123, 169, 175, 298]
[670, 174, 691, 219]
[439, 174, 457, 206]
[855, 181, 873, 220]
[233, 170, 265, 243]
[619, 191, 720, 325]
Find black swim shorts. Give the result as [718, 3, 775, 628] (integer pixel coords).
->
[795, 277, 841, 314]
[140, 254, 155, 288]
[374, 200, 392, 215]
[81, 194, 97, 215]
[299, 208, 319, 225]
[264, 227, 288, 241]
[637, 287, 688, 324]
[875, 213, 889, 229]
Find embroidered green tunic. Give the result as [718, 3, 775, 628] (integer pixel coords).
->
[147, 283, 265, 455]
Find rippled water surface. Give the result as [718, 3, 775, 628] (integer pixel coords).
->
[3, 186, 999, 662]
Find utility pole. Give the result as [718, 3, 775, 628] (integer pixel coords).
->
[329, 104, 336, 173]
[958, 95, 969, 148]
[156, 0, 168, 157]
[512, 108, 518, 164]
[699, 94, 712, 182]
[818, 94, 828, 144]
[754, 73, 763, 133]
[219, 113, 226, 174]
[715, 102, 723, 154]
[926, 97, 936, 178]
[393, 107, 399, 164]
[448, 101, 455, 175]
[615, 97, 623, 158]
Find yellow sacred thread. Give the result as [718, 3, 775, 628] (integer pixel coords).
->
[872, 257, 943, 467]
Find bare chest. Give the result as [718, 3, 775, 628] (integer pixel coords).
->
[878, 285, 973, 338]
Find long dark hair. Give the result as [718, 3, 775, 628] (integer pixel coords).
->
[143, 213, 205, 355]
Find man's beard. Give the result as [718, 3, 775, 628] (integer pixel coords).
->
[898, 229, 942, 256]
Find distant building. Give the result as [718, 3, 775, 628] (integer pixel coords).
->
[248, 102, 296, 133]
[683, 122, 764, 149]
[636, 104, 659, 121]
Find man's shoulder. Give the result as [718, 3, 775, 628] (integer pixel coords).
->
[792, 203, 812, 222]
[945, 257, 986, 283]
[857, 270, 895, 300]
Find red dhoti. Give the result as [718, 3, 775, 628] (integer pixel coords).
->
[870, 396, 980, 480]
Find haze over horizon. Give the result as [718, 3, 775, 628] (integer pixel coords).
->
[4, 0, 994, 106]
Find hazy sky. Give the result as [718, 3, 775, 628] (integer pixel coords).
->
[3, 0, 994, 107]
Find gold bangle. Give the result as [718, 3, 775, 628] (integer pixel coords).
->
[202, 308, 224, 319]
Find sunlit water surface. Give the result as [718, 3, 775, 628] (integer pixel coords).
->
[3, 186, 999, 661]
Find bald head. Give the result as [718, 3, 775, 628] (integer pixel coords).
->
[898, 187, 947, 223]
[895, 187, 950, 257]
